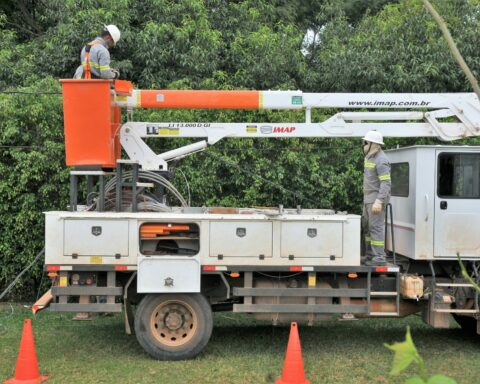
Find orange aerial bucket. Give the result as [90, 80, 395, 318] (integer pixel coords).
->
[60, 79, 121, 168]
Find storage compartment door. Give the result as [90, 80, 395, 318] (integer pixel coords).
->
[138, 257, 200, 293]
[281, 222, 343, 258]
[64, 219, 129, 256]
[209, 221, 273, 258]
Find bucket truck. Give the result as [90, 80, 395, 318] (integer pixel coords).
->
[35, 79, 480, 360]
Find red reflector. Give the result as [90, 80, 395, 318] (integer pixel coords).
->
[202, 266, 216, 271]
[289, 266, 302, 271]
[375, 267, 388, 273]
[46, 266, 60, 271]
[115, 266, 128, 271]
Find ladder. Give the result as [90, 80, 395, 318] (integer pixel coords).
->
[431, 281, 480, 314]
[367, 268, 401, 317]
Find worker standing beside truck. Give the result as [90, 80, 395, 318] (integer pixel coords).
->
[74, 24, 121, 80]
[362, 130, 391, 266]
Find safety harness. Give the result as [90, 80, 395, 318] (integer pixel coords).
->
[83, 41, 100, 79]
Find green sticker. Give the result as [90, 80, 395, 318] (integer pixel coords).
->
[291, 96, 303, 105]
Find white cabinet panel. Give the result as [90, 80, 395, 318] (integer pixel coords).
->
[280, 222, 343, 258]
[63, 219, 129, 256]
[209, 221, 273, 257]
[137, 257, 200, 293]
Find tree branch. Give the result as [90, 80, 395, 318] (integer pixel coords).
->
[422, 0, 480, 99]
[5, 20, 41, 38]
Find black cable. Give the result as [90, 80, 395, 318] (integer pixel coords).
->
[204, 146, 360, 153]
[0, 91, 61, 95]
[0, 145, 358, 153]
[0, 248, 45, 301]
[0, 145, 41, 149]
[35, 270, 46, 302]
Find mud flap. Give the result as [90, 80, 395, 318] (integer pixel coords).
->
[32, 289, 53, 315]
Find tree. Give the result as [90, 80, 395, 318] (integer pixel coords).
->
[307, 0, 480, 93]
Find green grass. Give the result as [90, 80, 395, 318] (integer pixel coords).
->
[0, 304, 479, 383]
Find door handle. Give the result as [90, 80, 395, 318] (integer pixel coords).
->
[440, 201, 448, 210]
[424, 193, 429, 222]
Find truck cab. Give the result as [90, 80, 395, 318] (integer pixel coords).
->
[387, 146, 480, 260]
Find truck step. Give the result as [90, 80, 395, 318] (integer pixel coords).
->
[370, 291, 398, 297]
[234, 303, 369, 314]
[52, 286, 123, 296]
[233, 287, 368, 298]
[50, 303, 123, 313]
[369, 312, 399, 316]
[433, 308, 479, 314]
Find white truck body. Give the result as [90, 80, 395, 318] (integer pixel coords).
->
[45, 210, 361, 293]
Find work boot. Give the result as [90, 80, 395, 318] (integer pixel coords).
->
[365, 257, 387, 266]
[361, 254, 374, 263]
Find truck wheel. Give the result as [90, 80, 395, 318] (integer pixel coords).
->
[453, 314, 478, 335]
[134, 293, 213, 360]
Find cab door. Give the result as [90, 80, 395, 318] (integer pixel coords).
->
[434, 150, 480, 258]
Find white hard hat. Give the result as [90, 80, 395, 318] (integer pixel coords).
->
[104, 24, 121, 46]
[362, 130, 384, 145]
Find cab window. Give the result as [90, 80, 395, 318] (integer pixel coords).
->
[391, 162, 409, 197]
[438, 153, 480, 198]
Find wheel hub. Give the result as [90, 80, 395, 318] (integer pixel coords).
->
[150, 300, 198, 347]
[165, 310, 183, 330]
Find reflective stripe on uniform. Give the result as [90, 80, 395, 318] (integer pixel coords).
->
[365, 236, 371, 243]
[370, 239, 385, 246]
[364, 160, 376, 169]
[81, 62, 110, 71]
[378, 173, 391, 181]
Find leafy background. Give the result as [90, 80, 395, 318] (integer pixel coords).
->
[1, 0, 480, 298]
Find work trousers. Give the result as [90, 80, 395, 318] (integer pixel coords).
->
[362, 203, 386, 260]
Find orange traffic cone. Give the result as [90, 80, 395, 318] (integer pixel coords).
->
[3, 319, 48, 384]
[276, 322, 310, 384]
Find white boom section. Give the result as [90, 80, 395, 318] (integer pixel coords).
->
[119, 92, 480, 170]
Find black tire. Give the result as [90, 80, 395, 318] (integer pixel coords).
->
[134, 293, 213, 360]
[453, 314, 478, 335]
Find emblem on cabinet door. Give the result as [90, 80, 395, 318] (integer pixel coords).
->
[236, 227, 246, 238]
[307, 228, 317, 238]
[91, 226, 102, 236]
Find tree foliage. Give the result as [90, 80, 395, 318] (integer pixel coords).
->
[1, 0, 480, 297]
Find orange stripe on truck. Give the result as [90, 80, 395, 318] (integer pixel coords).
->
[140, 224, 190, 238]
[139, 90, 260, 109]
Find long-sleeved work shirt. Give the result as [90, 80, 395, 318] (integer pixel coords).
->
[363, 149, 391, 204]
[73, 37, 116, 79]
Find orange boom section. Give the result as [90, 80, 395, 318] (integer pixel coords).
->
[139, 90, 260, 109]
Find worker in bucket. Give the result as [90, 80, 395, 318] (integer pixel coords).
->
[74, 24, 121, 80]
[362, 130, 391, 266]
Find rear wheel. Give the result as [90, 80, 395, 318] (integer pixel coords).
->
[134, 293, 213, 360]
[453, 314, 478, 335]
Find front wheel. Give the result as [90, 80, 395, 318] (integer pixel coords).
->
[134, 293, 213, 360]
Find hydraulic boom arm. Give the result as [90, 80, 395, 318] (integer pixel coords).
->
[115, 88, 480, 170]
